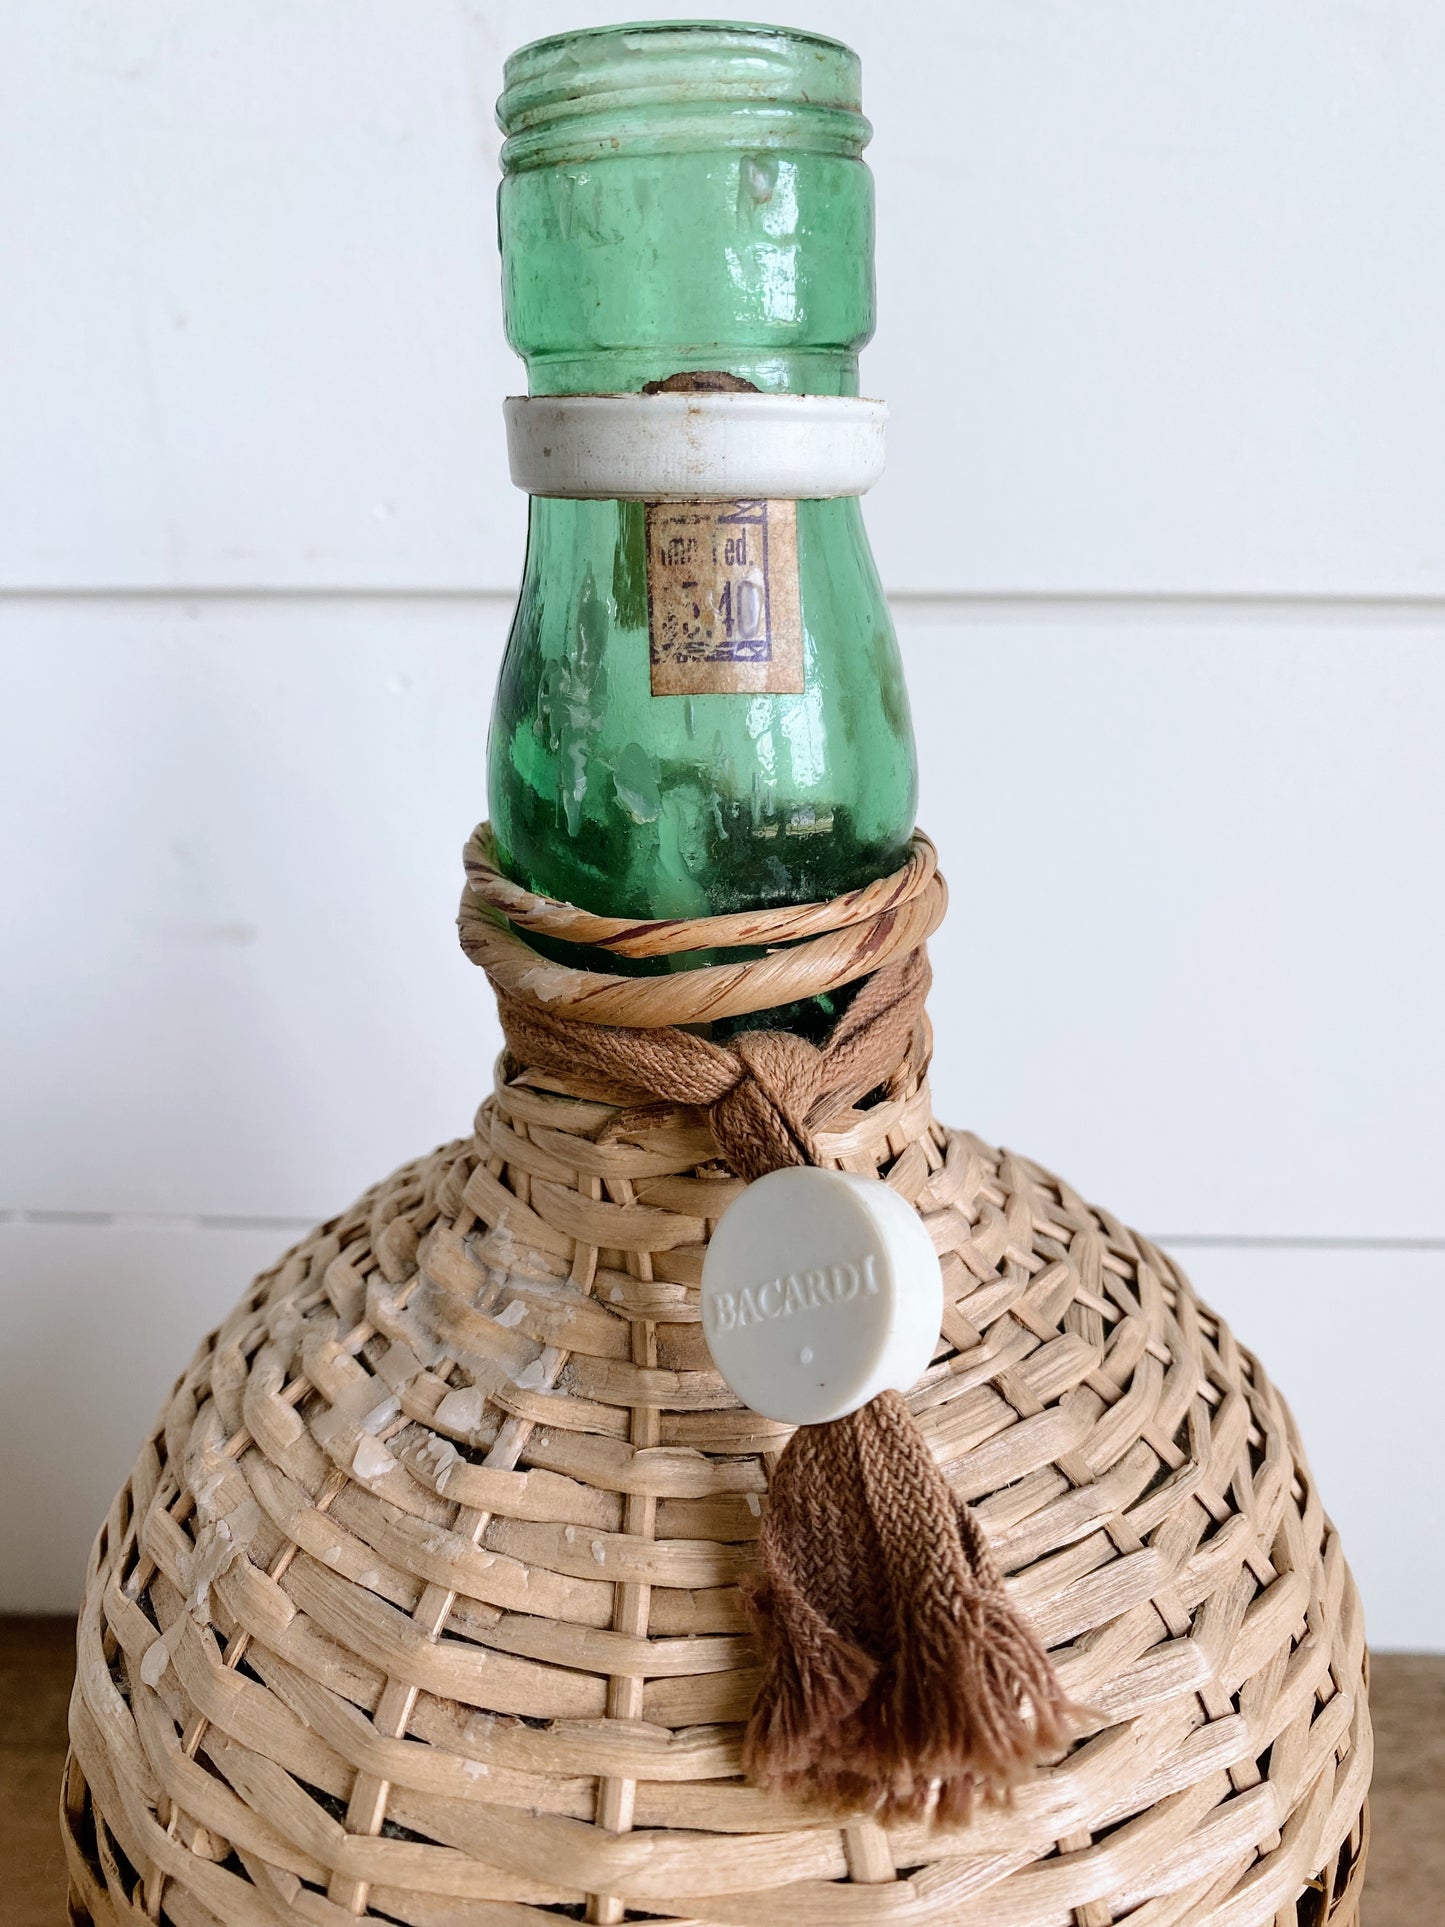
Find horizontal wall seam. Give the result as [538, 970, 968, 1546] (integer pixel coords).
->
[2, 1209, 1441, 1251]
[2, 587, 1445, 622]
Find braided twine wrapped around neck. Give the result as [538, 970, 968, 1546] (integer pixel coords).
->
[459, 826, 1079, 1821]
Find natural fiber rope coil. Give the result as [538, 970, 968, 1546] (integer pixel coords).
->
[63, 825, 1370, 1926]
[458, 823, 948, 1026]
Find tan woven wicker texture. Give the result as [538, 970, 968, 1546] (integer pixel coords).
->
[64, 835, 1370, 1926]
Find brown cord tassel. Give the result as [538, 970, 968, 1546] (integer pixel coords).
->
[487, 948, 1078, 1817]
[742, 1390, 1080, 1821]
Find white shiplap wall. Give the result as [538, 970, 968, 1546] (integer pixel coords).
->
[1, 2, 1441, 1646]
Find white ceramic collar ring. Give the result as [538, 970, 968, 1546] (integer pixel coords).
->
[504, 392, 887, 500]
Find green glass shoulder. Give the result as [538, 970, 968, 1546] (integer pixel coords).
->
[489, 492, 916, 923]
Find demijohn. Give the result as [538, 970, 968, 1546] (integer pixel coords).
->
[64, 22, 1371, 1927]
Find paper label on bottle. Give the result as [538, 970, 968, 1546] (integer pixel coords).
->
[646, 498, 804, 697]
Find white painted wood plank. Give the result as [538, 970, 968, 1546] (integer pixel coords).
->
[4, 1222, 1437, 1644]
[0, 1219, 288, 1613]
[0, 0, 521, 593]
[914, 607, 1445, 1243]
[1182, 1243, 1445, 1653]
[3, 2, 1443, 595]
[865, 0, 1445, 598]
[0, 598, 505, 1223]
[2, 599, 1441, 1238]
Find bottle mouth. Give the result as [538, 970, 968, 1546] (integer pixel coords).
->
[497, 19, 870, 172]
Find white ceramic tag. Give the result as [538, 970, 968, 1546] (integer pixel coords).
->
[699, 1167, 943, 1425]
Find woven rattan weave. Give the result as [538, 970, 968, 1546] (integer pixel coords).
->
[64, 833, 1370, 1926]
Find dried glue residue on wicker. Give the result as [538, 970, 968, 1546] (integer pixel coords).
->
[64, 830, 1370, 1926]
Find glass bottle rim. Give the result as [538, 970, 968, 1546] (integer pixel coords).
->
[497, 19, 870, 173]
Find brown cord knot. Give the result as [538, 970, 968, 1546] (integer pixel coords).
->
[711, 1029, 818, 1175]
[494, 944, 931, 1184]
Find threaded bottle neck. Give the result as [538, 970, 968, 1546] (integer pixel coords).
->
[497, 21, 870, 171]
[496, 21, 875, 399]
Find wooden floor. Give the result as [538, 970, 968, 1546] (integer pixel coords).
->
[3, 1619, 1439, 1924]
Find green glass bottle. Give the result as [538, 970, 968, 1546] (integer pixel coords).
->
[488, 21, 917, 973]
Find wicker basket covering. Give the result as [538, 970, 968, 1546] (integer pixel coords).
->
[63, 835, 1370, 1926]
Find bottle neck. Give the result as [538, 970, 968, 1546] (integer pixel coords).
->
[489, 23, 911, 968]
[498, 140, 875, 403]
